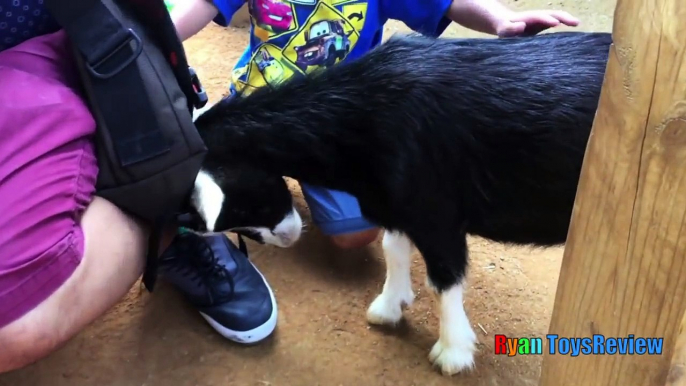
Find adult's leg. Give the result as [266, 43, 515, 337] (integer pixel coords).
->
[0, 30, 170, 373]
[299, 183, 381, 249]
[0, 198, 156, 372]
[0, 29, 277, 375]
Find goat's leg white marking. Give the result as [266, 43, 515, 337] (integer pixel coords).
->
[366, 230, 415, 325]
[428, 280, 477, 375]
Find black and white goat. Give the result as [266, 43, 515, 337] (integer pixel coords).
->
[190, 31, 612, 375]
[190, 106, 303, 247]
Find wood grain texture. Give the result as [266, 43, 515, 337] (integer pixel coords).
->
[538, 0, 686, 385]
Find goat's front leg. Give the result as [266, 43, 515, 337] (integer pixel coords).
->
[366, 230, 415, 325]
[415, 232, 477, 376]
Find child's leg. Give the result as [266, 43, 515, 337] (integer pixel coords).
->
[299, 183, 380, 249]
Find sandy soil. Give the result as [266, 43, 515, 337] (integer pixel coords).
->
[0, 1, 617, 385]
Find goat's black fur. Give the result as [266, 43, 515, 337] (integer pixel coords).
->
[194, 31, 612, 292]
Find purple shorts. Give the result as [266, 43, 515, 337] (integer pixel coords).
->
[0, 30, 98, 328]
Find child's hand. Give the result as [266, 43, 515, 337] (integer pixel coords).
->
[495, 10, 580, 38]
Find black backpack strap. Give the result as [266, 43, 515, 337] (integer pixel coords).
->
[45, 0, 173, 292]
[236, 233, 249, 256]
[124, 0, 208, 111]
[143, 213, 178, 291]
[44, 0, 172, 166]
[45, 0, 209, 292]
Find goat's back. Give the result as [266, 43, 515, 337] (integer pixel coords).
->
[356, 32, 613, 245]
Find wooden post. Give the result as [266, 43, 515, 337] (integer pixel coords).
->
[666, 312, 686, 386]
[538, 0, 686, 385]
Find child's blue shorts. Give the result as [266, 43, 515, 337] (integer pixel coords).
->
[299, 183, 377, 236]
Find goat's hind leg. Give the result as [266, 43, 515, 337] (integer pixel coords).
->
[419, 233, 477, 375]
[366, 230, 415, 325]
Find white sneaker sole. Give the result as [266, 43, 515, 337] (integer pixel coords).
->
[198, 262, 278, 344]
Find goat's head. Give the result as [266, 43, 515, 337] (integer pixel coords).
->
[189, 163, 303, 248]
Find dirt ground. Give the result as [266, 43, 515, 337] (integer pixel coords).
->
[1, 1, 617, 385]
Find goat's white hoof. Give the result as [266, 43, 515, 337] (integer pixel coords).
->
[366, 290, 414, 325]
[428, 340, 476, 376]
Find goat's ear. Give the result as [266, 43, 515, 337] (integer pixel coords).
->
[191, 170, 225, 232]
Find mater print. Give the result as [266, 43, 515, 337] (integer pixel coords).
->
[281, 1, 361, 74]
[294, 19, 351, 71]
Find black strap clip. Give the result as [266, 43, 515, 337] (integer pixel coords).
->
[86, 28, 143, 79]
[189, 66, 208, 109]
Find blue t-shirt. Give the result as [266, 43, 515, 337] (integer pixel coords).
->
[0, 0, 60, 52]
[212, 0, 452, 96]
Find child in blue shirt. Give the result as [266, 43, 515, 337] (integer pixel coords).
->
[171, 0, 579, 250]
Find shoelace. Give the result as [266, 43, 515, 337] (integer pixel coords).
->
[164, 233, 236, 292]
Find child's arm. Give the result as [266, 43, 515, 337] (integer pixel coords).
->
[381, 0, 579, 40]
[171, 0, 247, 41]
[171, 0, 219, 41]
[446, 0, 579, 37]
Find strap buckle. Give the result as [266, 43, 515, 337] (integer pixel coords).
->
[86, 28, 143, 79]
[189, 66, 208, 109]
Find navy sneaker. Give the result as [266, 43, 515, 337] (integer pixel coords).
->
[158, 230, 277, 344]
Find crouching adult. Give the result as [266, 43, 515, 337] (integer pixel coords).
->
[0, 2, 276, 373]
